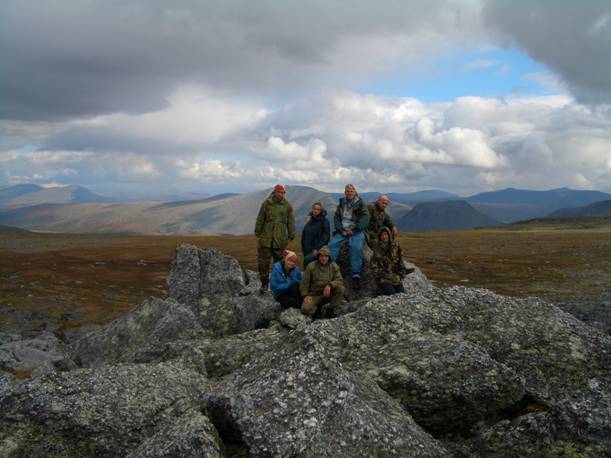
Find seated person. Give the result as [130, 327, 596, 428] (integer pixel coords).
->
[300, 246, 345, 317]
[301, 202, 330, 269]
[328, 184, 369, 285]
[371, 227, 414, 296]
[270, 250, 302, 308]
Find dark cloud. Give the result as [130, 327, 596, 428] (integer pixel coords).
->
[0, 0, 479, 121]
[483, 0, 611, 104]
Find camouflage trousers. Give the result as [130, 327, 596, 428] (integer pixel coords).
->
[257, 245, 284, 287]
[301, 285, 345, 317]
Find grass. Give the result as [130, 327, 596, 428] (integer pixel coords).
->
[1, 223, 610, 333]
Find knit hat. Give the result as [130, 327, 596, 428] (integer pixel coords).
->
[283, 249, 298, 262]
[274, 184, 286, 193]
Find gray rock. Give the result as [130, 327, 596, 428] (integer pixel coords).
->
[278, 307, 311, 329]
[205, 331, 450, 457]
[168, 244, 249, 307]
[0, 332, 66, 373]
[0, 361, 215, 457]
[127, 409, 224, 458]
[67, 297, 204, 367]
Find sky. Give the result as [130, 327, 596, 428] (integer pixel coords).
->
[1, 0, 611, 198]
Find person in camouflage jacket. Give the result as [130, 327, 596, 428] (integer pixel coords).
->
[367, 195, 398, 248]
[300, 246, 345, 317]
[255, 184, 296, 293]
[370, 227, 413, 296]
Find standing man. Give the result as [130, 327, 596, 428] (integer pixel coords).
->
[367, 194, 398, 248]
[328, 184, 369, 285]
[255, 184, 295, 293]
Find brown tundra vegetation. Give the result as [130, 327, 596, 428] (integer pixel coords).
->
[1, 219, 610, 334]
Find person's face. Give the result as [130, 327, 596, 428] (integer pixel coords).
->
[344, 187, 356, 200]
[274, 189, 285, 200]
[284, 258, 296, 269]
[378, 197, 389, 209]
[380, 231, 390, 243]
[318, 254, 330, 265]
[311, 204, 321, 216]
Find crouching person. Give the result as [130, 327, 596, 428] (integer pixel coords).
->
[270, 250, 302, 308]
[371, 227, 414, 296]
[300, 246, 345, 318]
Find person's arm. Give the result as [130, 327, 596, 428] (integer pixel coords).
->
[329, 264, 344, 289]
[270, 264, 290, 295]
[320, 218, 330, 248]
[334, 206, 343, 233]
[300, 265, 311, 297]
[287, 204, 296, 240]
[352, 202, 369, 233]
[254, 201, 267, 237]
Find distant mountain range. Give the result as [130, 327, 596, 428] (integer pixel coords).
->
[1, 183, 611, 234]
[465, 187, 611, 223]
[0, 184, 114, 208]
[546, 199, 611, 219]
[397, 200, 502, 231]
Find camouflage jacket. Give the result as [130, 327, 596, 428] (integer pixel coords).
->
[370, 242, 406, 285]
[367, 202, 395, 242]
[255, 194, 295, 249]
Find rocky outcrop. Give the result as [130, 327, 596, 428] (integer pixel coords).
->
[0, 331, 66, 375]
[1, 244, 609, 456]
[0, 361, 222, 457]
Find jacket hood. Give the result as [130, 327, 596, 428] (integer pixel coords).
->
[317, 245, 331, 257]
[378, 226, 393, 243]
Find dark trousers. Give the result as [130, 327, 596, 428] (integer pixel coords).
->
[257, 245, 283, 286]
[276, 282, 301, 309]
[380, 282, 405, 296]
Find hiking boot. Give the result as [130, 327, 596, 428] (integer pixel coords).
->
[351, 273, 361, 290]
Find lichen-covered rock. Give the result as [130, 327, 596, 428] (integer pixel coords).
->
[205, 331, 450, 457]
[168, 245, 249, 306]
[278, 307, 311, 329]
[0, 361, 215, 457]
[458, 394, 611, 457]
[0, 332, 66, 373]
[127, 409, 224, 458]
[303, 298, 526, 434]
[67, 297, 204, 367]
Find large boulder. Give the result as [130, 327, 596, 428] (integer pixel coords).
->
[205, 331, 450, 457]
[0, 361, 220, 457]
[0, 331, 66, 374]
[67, 297, 204, 367]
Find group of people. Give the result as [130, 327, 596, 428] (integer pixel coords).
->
[255, 183, 413, 317]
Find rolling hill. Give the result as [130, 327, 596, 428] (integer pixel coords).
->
[466, 187, 611, 223]
[0, 184, 114, 208]
[547, 200, 611, 218]
[398, 200, 503, 231]
[0, 186, 412, 235]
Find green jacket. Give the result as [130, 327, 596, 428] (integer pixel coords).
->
[300, 259, 344, 296]
[333, 196, 369, 235]
[371, 228, 406, 285]
[367, 202, 395, 242]
[255, 194, 295, 249]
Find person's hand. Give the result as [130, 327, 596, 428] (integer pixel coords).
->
[345, 228, 353, 236]
[312, 249, 318, 256]
[303, 296, 314, 305]
[342, 230, 348, 237]
[323, 285, 331, 298]
[392, 226, 399, 237]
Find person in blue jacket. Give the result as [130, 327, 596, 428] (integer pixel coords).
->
[301, 202, 330, 269]
[270, 249, 303, 308]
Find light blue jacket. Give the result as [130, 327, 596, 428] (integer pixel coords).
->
[270, 261, 302, 299]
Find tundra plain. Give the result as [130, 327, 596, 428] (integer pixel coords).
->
[1, 220, 610, 334]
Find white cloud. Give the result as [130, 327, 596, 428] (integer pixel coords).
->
[461, 59, 498, 72]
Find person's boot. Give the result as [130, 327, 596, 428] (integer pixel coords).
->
[351, 273, 361, 290]
[259, 280, 268, 294]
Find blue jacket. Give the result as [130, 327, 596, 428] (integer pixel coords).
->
[270, 261, 303, 299]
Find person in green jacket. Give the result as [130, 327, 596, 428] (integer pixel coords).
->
[367, 195, 398, 248]
[300, 246, 345, 317]
[255, 184, 296, 293]
[370, 227, 414, 295]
